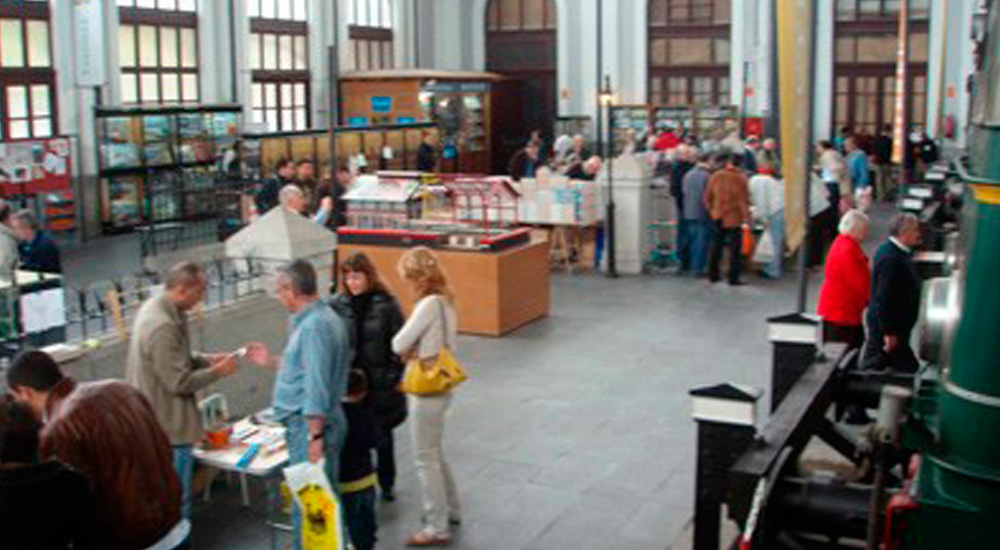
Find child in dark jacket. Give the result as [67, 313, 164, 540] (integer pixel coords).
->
[341, 370, 379, 550]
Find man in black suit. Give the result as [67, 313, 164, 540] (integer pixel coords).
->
[863, 213, 922, 372]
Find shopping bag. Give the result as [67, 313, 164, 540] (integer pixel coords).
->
[284, 459, 345, 550]
[753, 229, 775, 264]
[741, 226, 755, 256]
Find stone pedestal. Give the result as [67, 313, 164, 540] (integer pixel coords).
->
[597, 154, 653, 275]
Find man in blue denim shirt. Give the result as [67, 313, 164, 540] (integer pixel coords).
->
[247, 260, 350, 550]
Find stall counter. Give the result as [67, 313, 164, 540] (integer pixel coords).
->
[337, 240, 550, 337]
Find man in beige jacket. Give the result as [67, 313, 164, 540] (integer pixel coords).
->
[125, 261, 241, 520]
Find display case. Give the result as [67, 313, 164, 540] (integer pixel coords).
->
[555, 116, 593, 139]
[242, 123, 437, 180]
[610, 105, 653, 156]
[694, 105, 740, 138]
[653, 106, 696, 135]
[339, 70, 521, 175]
[95, 104, 242, 233]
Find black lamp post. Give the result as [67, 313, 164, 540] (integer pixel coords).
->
[600, 75, 617, 278]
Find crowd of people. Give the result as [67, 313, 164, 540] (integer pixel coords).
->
[1, 246, 463, 549]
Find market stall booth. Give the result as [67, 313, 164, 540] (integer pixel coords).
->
[337, 172, 548, 337]
[338, 70, 521, 175]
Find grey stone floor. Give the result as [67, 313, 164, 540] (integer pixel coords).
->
[182, 268, 808, 550]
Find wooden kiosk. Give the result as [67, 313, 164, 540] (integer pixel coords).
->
[337, 240, 549, 337]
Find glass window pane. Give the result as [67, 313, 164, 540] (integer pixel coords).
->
[281, 109, 293, 130]
[523, 0, 544, 30]
[162, 73, 180, 102]
[180, 28, 197, 68]
[266, 109, 277, 131]
[669, 38, 712, 65]
[252, 109, 265, 124]
[294, 35, 308, 70]
[252, 83, 263, 109]
[249, 33, 261, 69]
[178, 0, 196, 11]
[500, 0, 521, 30]
[278, 35, 293, 70]
[650, 38, 667, 66]
[137, 0, 156, 8]
[295, 108, 307, 130]
[909, 32, 928, 63]
[382, 41, 393, 69]
[857, 36, 896, 63]
[1, 19, 24, 67]
[26, 20, 50, 67]
[246, 0, 259, 18]
[488, 0, 500, 30]
[293, 0, 307, 20]
[277, 0, 292, 20]
[281, 83, 293, 109]
[715, 39, 730, 64]
[161, 27, 178, 67]
[715, 0, 731, 23]
[649, 0, 667, 26]
[294, 83, 305, 106]
[10, 120, 29, 139]
[263, 33, 277, 70]
[160, 0, 177, 9]
[119, 25, 136, 68]
[141, 73, 160, 102]
[139, 25, 158, 67]
[121, 73, 139, 103]
[30, 85, 50, 116]
[7, 86, 28, 118]
[265, 83, 276, 107]
[118, 0, 134, 6]
[357, 39, 369, 70]
[261, 0, 275, 19]
[32, 118, 51, 138]
[182, 73, 198, 101]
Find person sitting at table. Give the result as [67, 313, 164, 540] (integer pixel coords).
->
[0, 395, 104, 550]
[7, 350, 189, 550]
[12, 209, 61, 274]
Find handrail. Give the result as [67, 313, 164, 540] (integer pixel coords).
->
[953, 156, 1000, 186]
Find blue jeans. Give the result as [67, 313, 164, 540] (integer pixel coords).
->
[764, 210, 785, 279]
[172, 445, 194, 520]
[683, 219, 712, 275]
[343, 487, 378, 550]
[284, 415, 344, 550]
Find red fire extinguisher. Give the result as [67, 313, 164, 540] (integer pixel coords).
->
[944, 115, 956, 139]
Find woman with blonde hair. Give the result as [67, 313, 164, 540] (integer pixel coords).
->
[392, 247, 460, 547]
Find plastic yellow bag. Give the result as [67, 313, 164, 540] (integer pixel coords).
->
[284, 460, 345, 550]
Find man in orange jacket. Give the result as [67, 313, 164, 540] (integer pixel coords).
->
[704, 152, 751, 285]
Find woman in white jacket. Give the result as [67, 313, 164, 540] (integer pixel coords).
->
[392, 247, 460, 547]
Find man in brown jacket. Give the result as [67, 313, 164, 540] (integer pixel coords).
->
[125, 261, 241, 520]
[704, 152, 751, 285]
[8, 350, 187, 550]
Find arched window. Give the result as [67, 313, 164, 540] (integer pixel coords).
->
[486, 0, 557, 152]
[0, 0, 55, 140]
[833, 0, 930, 136]
[647, 0, 730, 107]
[118, 0, 200, 104]
[349, 0, 394, 71]
[247, 0, 310, 131]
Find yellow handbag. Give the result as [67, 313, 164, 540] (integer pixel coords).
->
[400, 298, 468, 395]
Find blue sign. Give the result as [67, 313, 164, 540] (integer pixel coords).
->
[371, 96, 393, 113]
[348, 117, 369, 127]
[397, 117, 416, 124]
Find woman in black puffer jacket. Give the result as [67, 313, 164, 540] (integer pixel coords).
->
[331, 252, 407, 500]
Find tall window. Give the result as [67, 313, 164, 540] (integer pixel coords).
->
[834, 0, 930, 135]
[648, 0, 731, 107]
[248, 0, 309, 131]
[0, 1, 55, 140]
[348, 0, 394, 71]
[118, 0, 199, 104]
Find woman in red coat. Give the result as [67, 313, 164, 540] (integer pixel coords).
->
[817, 209, 871, 350]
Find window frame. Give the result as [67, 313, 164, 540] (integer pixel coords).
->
[0, 1, 57, 140]
[486, 0, 557, 32]
[249, 14, 310, 131]
[119, 6, 200, 105]
[647, 0, 730, 108]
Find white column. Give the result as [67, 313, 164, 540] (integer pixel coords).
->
[625, 0, 648, 105]
[198, 0, 228, 104]
[309, 0, 340, 130]
[730, 0, 748, 109]
[755, 0, 775, 118]
[231, 0, 252, 124]
[472, 0, 489, 70]
[601, 0, 621, 102]
[952, 0, 976, 148]
[104, 0, 121, 106]
[392, 0, 414, 68]
[434, 0, 463, 70]
[813, 0, 836, 141]
[925, 0, 947, 138]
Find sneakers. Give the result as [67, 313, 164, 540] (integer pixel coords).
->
[406, 530, 452, 547]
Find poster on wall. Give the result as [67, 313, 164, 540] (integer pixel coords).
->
[0, 137, 73, 195]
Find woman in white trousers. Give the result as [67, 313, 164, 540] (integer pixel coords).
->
[392, 247, 461, 547]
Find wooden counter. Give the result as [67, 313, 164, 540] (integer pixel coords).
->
[336, 240, 550, 337]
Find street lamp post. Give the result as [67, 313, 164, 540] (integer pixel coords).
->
[600, 76, 617, 278]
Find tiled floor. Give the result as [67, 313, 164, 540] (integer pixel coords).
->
[186, 268, 809, 550]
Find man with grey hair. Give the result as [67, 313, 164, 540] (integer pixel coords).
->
[126, 260, 243, 520]
[11, 209, 61, 273]
[246, 259, 350, 550]
[280, 184, 334, 226]
[863, 213, 922, 372]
